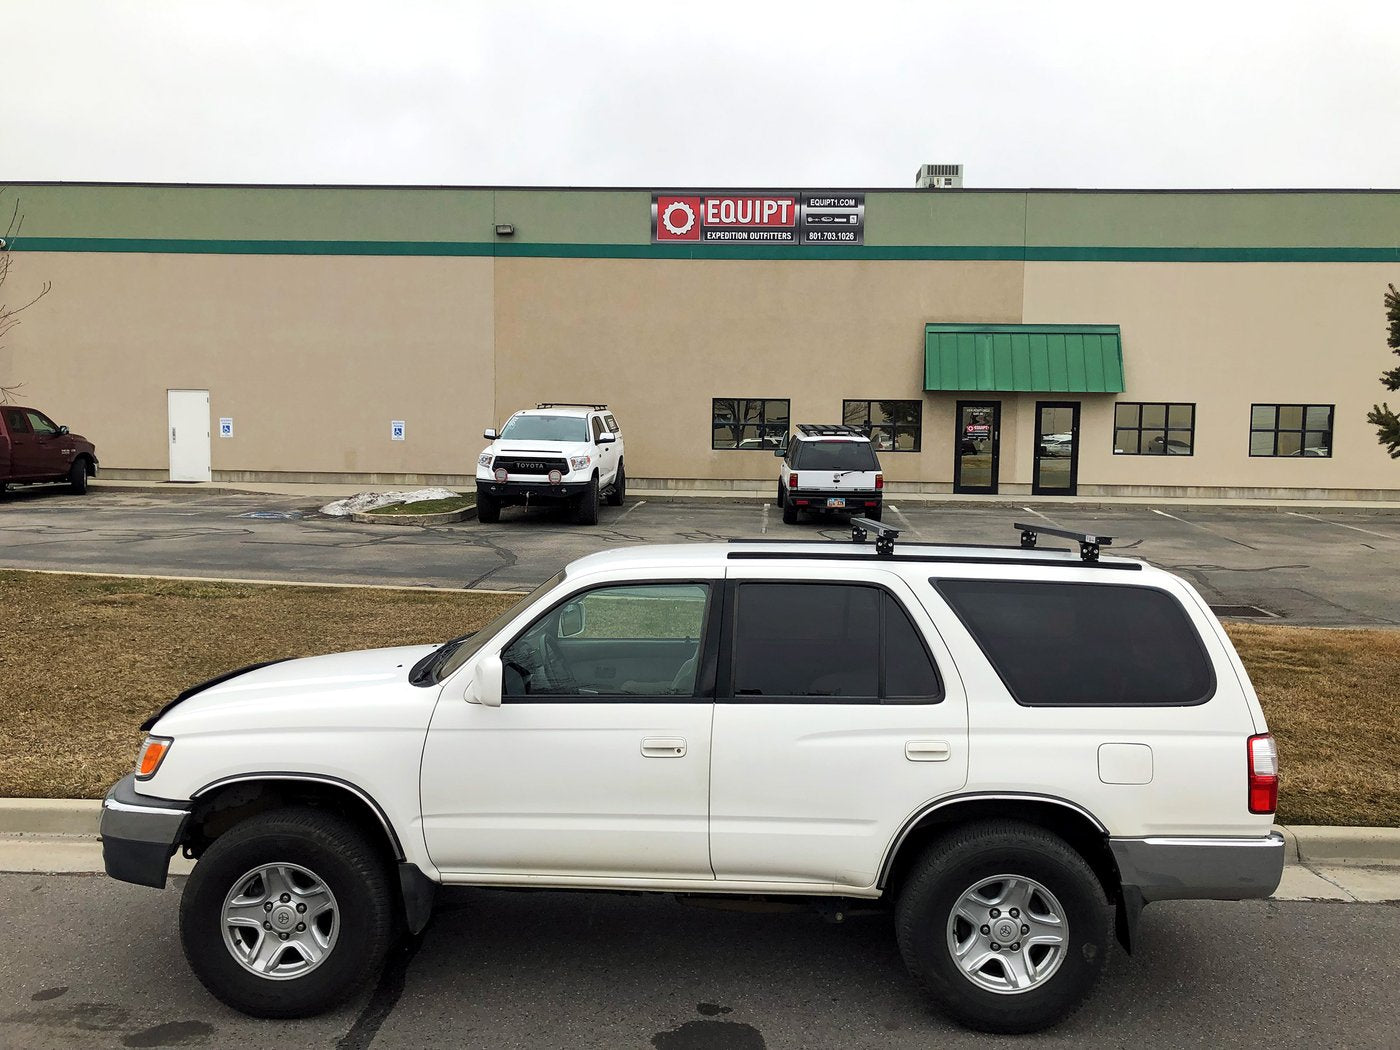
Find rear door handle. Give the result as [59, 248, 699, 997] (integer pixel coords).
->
[906, 740, 951, 762]
[641, 737, 687, 758]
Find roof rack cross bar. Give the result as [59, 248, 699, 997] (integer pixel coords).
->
[1013, 521, 1113, 563]
[795, 423, 869, 438]
[851, 516, 900, 556]
[535, 403, 608, 410]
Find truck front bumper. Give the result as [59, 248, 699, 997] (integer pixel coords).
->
[477, 480, 591, 504]
[99, 774, 192, 889]
[1110, 832, 1286, 902]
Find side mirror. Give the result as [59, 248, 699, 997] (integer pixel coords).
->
[558, 601, 587, 638]
[772, 446, 786, 458]
[466, 653, 503, 707]
[58, 425, 70, 436]
[597, 432, 616, 444]
[483, 428, 498, 440]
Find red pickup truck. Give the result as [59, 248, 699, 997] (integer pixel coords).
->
[0, 405, 99, 496]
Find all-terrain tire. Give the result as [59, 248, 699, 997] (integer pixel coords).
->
[606, 461, 626, 506]
[573, 476, 599, 525]
[179, 807, 394, 1019]
[476, 489, 500, 524]
[69, 458, 89, 495]
[895, 821, 1111, 1034]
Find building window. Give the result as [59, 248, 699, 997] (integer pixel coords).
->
[712, 398, 790, 450]
[1113, 402, 1195, 456]
[1249, 404, 1333, 458]
[842, 399, 922, 452]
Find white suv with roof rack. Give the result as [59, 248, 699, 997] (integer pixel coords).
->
[777, 423, 884, 525]
[99, 518, 1283, 1034]
[475, 404, 624, 525]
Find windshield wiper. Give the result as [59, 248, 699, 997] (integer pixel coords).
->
[409, 631, 477, 686]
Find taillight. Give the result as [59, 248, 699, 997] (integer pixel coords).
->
[789, 473, 798, 489]
[875, 473, 884, 490]
[1247, 734, 1278, 814]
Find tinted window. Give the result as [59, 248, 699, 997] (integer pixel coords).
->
[884, 594, 941, 699]
[936, 579, 1213, 706]
[792, 441, 878, 471]
[2, 408, 30, 434]
[604, 414, 619, 434]
[733, 584, 878, 698]
[591, 416, 605, 442]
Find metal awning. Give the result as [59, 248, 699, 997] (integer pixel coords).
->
[924, 324, 1125, 392]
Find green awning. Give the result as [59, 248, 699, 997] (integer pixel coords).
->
[924, 324, 1125, 393]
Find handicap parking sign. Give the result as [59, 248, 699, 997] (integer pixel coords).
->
[391, 420, 406, 441]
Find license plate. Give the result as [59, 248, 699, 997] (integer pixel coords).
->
[826, 497, 846, 508]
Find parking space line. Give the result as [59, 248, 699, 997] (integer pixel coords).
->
[1151, 508, 1258, 550]
[1286, 510, 1397, 541]
[616, 500, 646, 522]
[891, 505, 924, 539]
[1020, 506, 1056, 523]
[760, 503, 769, 534]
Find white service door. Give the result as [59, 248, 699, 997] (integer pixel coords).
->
[167, 390, 211, 482]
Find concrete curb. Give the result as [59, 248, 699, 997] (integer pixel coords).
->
[350, 505, 478, 526]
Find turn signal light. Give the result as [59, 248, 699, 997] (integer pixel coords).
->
[789, 473, 798, 488]
[135, 736, 173, 780]
[875, 473, 884, 490]
[1247, 734, 1278, 814]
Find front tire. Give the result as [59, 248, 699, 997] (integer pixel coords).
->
[69, 459, 88, 495]
[475, 488, 500, 524]
[179, 807, 394, 1019]
[895, 822, 1110, 1034]
[605, 461, 626, 506]
[573, 476, 599, 525]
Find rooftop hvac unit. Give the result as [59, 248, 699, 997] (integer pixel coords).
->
[915, 164, 964, 189]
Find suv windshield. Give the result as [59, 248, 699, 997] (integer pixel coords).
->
[499, 414, 588, 442]
[793, 441, 878, 471]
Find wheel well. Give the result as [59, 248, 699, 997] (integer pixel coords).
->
[182, 778, 403, 866]
[881, 799, 1121, 903]
[73, 454, 95, 476]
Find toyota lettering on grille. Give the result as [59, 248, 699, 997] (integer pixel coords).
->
[516, 461, 547, 472]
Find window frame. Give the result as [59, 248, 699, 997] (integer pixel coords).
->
[1112, 401, 1196, 457]
[932, 577, 1216, 708]
[842, 399, 923, 452]
[1248, 403, 1334, 458]
[711, 397, 791, 451]
[496, 578, 722, 704]
[719, 580, 944, 705]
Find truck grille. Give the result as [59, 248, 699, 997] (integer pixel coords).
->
[493, 456, 569, 475]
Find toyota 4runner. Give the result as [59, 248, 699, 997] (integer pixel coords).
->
[101, 520, 1283, 1033]
[475, 403, 624, 525]
[777, 423, 884, 525]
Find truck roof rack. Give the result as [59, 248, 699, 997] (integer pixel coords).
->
[795, 423, 869, 438]
[850, 516, 900, 556]
[536, 403, 608, 411]
[1013, 522, 1113, 563]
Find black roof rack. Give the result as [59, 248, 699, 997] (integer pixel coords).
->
[795, 423, 869, 438]
[536, 403, 608, 411]
[1013, 522, 1113, 563]
[850, 516, 900, 556]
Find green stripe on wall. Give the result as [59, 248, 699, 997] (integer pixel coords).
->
[11, 237, 1400, 263]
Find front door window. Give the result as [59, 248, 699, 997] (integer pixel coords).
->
[954, 401, 1000, 494]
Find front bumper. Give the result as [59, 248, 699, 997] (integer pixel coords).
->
[1110, 832, 1285, 902]
[477, 479, 591, 504]
[99, 774, 192, 889]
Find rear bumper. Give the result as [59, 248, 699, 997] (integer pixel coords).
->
[1110, 832, 1285, 902]
[99, 774, 192, 889]
[477, 480, 590, 504]
[788, 489, 882, 507]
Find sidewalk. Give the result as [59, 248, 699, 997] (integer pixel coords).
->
[1, 798, 1395, 902]
[89, 478, 1400, 512]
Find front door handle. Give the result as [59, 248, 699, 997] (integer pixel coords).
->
[641, 737, 687, 758]
[906, 740, 951, 762]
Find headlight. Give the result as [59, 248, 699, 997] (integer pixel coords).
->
[135, 735, 173, 779]
[568, 455, 591, 471]
[478, 454, 493, 469]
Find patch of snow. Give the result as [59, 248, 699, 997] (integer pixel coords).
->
[321, 488, 460, 517]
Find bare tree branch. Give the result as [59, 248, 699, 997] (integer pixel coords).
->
[1, 190, 53, 403]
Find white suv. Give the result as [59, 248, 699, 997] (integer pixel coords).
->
[475, 404, 624, 525]
[777, 423, 884, 525]
[100, 520, 1283, 1033]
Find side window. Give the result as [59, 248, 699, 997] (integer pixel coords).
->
[3, 408, 30, 434]
[604, 414, 619, 434]
[590, 416, 605, 442]
[24, 411, 59, 436]
[935, 579, 1214, 706]
[729, 583, 943, 702]
[500, 583, 710, 699]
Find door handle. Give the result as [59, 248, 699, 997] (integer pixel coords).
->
[905, 740, 951, 762]
[171, 427, 177, 443]
[641, 737, 687, 758]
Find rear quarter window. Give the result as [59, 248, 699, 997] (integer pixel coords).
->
[934, 578, 1214, 706]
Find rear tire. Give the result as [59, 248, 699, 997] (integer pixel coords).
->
[866, 503, 883, 522]
[895, 821, 1110, 1034]
[781, 499, 799, 525]
[179, 807, 394, 1019]
[573, 477, 599, 525]
[776, 481, 785, 508]
[606, 461, 626, 506]
[475, 489, 500, 524]
[69, 459, 88, 495]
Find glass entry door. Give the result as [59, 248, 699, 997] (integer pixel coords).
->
[1033, 401, 1080, 495]
[953, 401, 1000, 494]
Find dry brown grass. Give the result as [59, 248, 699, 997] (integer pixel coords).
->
[1, 571, 1395, 825]
[0, 572, 519, 799]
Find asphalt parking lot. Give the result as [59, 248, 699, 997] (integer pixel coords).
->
[1, 874, 1397, 1050]
[2, 487, 1398, 626]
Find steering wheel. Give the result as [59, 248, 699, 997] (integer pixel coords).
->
[540, 634, 581, 694]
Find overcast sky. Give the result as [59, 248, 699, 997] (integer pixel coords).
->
[5, 0, 1399, 189]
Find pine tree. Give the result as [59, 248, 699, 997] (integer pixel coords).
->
[1366, 283, 1400, 458]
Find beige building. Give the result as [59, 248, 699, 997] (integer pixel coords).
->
[4, 183, 1399, 499]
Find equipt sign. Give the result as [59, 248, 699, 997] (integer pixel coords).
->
[652, 192, 865, 245]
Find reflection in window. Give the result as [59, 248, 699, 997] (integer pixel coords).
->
[842, 400, 922, 452]
[1113, 402, 1195, 456]
[712, 398, 790, 450]
[1249, 403, 1333, 458]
